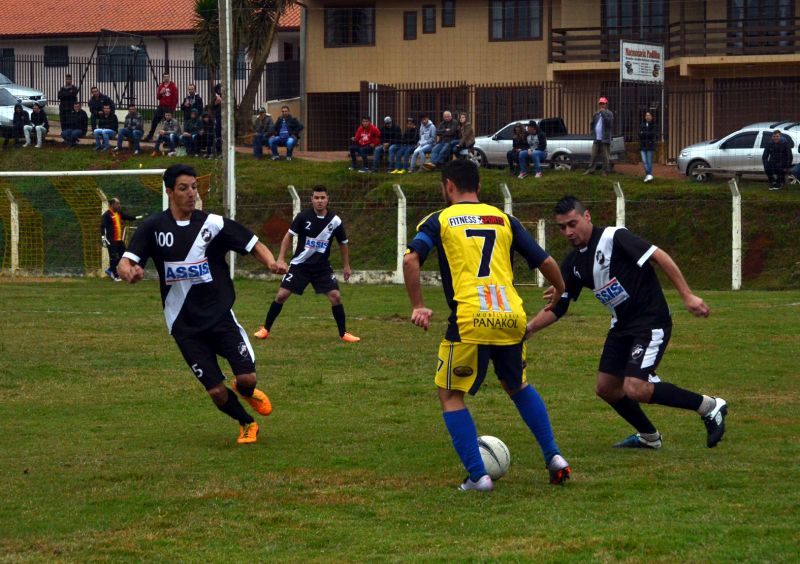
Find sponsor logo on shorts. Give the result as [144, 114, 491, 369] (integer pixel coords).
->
[593, 277, 630, 307]
[447, 214, 505, 227]
[238, 342, 248, 357]
[453, 366, 473, 377]
[631, 344, 644, 360]
[164, 259, 212, 285]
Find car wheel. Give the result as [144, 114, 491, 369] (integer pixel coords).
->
[551, 153, 572, 171]
[688, 161, 711, 182]
[473, 148, 488, 167]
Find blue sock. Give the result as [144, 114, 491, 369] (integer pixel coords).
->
[512, 385, 560, 464]
[442, 408, 486, 482]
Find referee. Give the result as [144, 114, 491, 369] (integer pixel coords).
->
[117, 164, 286, 444]
[529, 195, 728, 450]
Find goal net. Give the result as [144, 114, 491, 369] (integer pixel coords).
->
[0, 170, 210, 277]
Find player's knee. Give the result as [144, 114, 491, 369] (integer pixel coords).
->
[235, 373, 257, 396]
[622, 378, 652, 403]
[207, 383, 228, 406]
[328, 291, 342, 305]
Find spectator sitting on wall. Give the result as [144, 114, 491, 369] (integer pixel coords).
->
[145, 72, 178, 142]
[372, 116, 401, 172]
[23, 102, 49, 148]
[88, 86, 115, 131]
[61, 101, 88, 147]
[424, 110, 459, 170]
[349, 115, 381, 172]
[2, 103, 30, 149]
[252, 108, 274, 160]
[268, 105, 303, 161]
[518, 120, 547, 179]
[410, 114, 436, 173]
[115, 103, 145, 155]
[181, 108, 203, 156]
[762, 130, 793, 191]
[93, 104, 118, 151]
[453, 113, 475, 159]
[390, 117, 418, 174]
[151, 111, 182, 157]
[506, 124, 528, 176]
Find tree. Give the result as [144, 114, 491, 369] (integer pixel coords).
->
[193, 0, 295, 138]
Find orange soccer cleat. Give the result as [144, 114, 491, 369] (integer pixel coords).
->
[237, 421, 259, 444]
[253, 326, 270, 340]
[232, 380, 273, 416]
[341, 332, 361, 343]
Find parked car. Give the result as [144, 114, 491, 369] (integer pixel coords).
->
[677, 122, 800, 182]
[0, 72, 48, 108]
[0, 87, 33, 130]
[473, 117, 626, 169]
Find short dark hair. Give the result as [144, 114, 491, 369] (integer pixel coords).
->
[281, 105, 290, 111]
[65, 74, 72, 79]
[554, 195, 587, 215]
[312, 185, 328, 194]
[361, 115, 371, 121]
[772, 130, 782, 136]
[163, 164, 197, 189]
[441, 159, 479, 193]
[128, 103, 136, 108]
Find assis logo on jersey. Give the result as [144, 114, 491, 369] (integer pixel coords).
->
[164, 259, 213, 285]
[304, 237, 329, 252]
[593, 276, 630, 308]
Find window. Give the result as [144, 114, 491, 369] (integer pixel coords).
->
[720, 132, 758, 150]
[325, 7, 375, 47]
[442, 0, 455, 27]
[0, 48, 14, 82]
[283, 42, 294, 61]
[489, 1, 542, 41]
[404, 11, 418, 40]
[44, 46, 69, 67]
[423, 5, 436, 33]
[98, 46, 148, 83]
[193, 45, 247, 80]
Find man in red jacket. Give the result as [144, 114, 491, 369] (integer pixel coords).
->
[145, 72, 178, 141]
[348, 116, 381, 172]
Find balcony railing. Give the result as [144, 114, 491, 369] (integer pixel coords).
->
[550, 17, 800, 64]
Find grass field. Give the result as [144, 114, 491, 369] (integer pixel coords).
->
[0, 280, 798, 561]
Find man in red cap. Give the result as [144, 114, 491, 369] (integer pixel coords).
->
[584, 97, 614, 176]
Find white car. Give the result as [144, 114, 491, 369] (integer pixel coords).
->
[0, 72, 48, 108]
[677, 122, 800, 182]
[0, 87, 33, 129]
[473, 117, 625, 169]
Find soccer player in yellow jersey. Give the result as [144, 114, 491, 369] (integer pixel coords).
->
[403, 159, 570, 491]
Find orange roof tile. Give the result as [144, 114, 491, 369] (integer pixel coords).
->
[0, 0, 300, 38]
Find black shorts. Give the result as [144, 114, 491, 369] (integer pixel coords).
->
[173, 312, 255, 390]
[280, 263, 339, 295]
[598, 325, 672, 381]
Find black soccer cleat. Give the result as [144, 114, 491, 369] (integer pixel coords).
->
[702, 397, 728, 448]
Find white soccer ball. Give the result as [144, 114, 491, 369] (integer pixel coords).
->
[478, 435, 511, 480]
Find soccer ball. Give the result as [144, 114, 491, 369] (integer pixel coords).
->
[478, 435, 511, 480]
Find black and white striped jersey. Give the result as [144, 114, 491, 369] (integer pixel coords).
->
[557, 226, 672, 332]
[287, 208, 348, 267]
[123, 209, 258, 336]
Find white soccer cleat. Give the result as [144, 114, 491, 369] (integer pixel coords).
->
[547, 454, 571, 485]
[459, 474, 494, 492]
[702, 397, 728, 448]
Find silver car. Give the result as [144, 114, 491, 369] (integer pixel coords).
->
[677, 122, 800, 182]
[0, 87, 33, 129]
[0, 72, 48, 108]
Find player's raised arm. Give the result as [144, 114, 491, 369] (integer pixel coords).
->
[403, 250, 432, 331]
[650, 248, 710, 318]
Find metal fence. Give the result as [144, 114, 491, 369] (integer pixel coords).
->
[4, 55, 300, 113]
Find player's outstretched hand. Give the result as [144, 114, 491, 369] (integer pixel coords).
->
[411, 307, 433, 331]
[684, 294, 710, 318]
[119, 264, 144, 284]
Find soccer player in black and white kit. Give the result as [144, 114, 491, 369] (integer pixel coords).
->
[254, 186, 360, 343]
[529, 196, 728, 449]
[117, 164, 286, 444]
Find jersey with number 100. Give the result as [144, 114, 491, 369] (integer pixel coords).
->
[408, 201, 549, 344]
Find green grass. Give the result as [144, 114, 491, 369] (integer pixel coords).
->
[0, 281, 798, 561]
